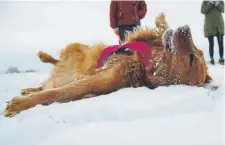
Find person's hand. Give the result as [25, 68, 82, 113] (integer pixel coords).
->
[214, 1, 220, 6]
[207, 1, 215, 5]
[113, 28, 119, 35]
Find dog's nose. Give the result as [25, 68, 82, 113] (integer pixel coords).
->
[177, 25, 190, 37]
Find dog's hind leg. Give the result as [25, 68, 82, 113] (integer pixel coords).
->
[4, 66, 127, 117]
[21, 87, 42, 95]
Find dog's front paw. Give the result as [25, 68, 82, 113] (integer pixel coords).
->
[4, 97, 26, 117]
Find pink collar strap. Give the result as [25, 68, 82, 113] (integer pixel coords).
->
[96, 41, 152, 69]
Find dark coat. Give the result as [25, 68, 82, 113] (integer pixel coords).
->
[201, 0, 224, 37]
[110, 0, 147, 29]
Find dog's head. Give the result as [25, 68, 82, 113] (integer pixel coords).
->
[162, 25, 211, 85]
[173, 25, 197, 68]
[162, 25, 195, 67]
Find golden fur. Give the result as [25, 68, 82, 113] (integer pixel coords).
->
[33, 42, 106, 91]
[5, 13, 212, 117]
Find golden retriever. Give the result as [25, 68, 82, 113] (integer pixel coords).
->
[4, 13, 212, 117]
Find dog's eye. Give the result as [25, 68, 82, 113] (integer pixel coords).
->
[189, 53, 194, 67]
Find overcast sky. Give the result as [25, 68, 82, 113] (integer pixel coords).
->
[0, 0, 217, 72]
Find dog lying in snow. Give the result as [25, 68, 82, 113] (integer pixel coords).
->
[4, 13, 212, 117]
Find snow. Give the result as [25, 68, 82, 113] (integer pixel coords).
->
[0, 65, 224, 145]
[0, 1, 225, 145]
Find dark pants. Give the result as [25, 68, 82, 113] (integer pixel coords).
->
[208, 34, 224, 60]
[118, 24, 138, 43]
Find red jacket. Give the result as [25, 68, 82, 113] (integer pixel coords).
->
[110, 0, 147, 29]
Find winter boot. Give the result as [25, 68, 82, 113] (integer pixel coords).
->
[210, 59, 215, 65]
[219, 58, 224, 65]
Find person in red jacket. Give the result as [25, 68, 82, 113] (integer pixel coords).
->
[110, 0, 147, 44]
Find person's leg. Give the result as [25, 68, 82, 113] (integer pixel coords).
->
[207, 35, 215, 64]
[128, 25, 137, 31]
[118, 25, 128, 43]
[216, 34, 224, 64]
[118, 25, 137, 43]
[137, 20, 141, 26]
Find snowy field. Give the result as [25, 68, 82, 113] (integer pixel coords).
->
[0, 65, 224, 145]
[0, 0, 225, 145]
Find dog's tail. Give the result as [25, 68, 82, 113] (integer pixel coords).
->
[38, 51, 59, 65]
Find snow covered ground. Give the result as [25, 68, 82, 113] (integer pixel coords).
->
[0, 65, 224, 145]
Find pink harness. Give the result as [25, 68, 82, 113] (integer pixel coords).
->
[96, 41, 152, 70]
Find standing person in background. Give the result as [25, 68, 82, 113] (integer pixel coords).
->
[110, 0, 147, 44]
[201, 0, 224, 65]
